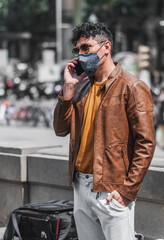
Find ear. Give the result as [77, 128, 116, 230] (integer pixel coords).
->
[105, 41, 111, 54]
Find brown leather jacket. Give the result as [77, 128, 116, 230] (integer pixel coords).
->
[54, 63, 155, 201]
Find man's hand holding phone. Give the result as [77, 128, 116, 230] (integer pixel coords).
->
[63, 58, 86, 100]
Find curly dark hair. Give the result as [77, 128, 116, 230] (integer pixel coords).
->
[71, 22, 113, 50]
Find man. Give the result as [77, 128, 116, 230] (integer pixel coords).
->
[54, 22, 155, 240]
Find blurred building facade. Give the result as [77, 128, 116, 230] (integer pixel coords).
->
[111, 0, 164, 72]
[0, 0, 164, 72]
[0, 0, 75, 64]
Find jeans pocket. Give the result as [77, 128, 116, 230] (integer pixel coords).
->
[111, 198, 127, 209]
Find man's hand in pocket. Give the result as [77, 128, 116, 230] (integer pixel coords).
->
[106, 190, 130, 207]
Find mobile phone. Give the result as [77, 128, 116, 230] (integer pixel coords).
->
[74, 61, 84, 76]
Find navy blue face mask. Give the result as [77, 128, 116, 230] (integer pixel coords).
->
[78, 42, 106, 77]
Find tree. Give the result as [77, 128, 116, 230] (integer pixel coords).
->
[0, 0, 51, 32]
[83, 0, 154, 24]
[83, 0, 113, 23]
[112, 0, 154, 18]
[0, 0, 8, 30]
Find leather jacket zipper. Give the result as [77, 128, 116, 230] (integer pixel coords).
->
[93, 77, 119, 191]
[121, 147, 128, 176]
[93, 85, 111, 190]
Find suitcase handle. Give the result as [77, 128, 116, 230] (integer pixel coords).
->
[11, 213, 23, 240]
[3, 212, 23, 240]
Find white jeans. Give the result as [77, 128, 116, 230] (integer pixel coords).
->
[73, 172, 136, 240]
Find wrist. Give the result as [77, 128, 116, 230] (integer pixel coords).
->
[63, 83, 74, 100]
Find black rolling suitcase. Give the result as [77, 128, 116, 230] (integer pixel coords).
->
[3, 200, 78, 240]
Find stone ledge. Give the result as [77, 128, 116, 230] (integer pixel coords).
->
[0, 153, 26, 181]
[0, 146, 63, 182]
[37, 146, 69, 157]
[135, 199, 164, 240]
[27, 153, 69, 187]
[137, 166, 164, 203]
[0, 144, 164, 239]
[151, 158, 164, 168]
[0, 143, 60, 155]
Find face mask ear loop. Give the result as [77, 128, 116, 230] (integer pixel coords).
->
[96, 42, 106, 53]
[97, 42, 107, 61]
[100, 53, 106, 60]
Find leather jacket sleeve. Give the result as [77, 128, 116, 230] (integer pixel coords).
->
[117, 80, 156, 200]
[53, 91, 73, 136]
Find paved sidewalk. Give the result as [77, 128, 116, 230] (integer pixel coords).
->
[0, 227, 163, 240]
[0, 227, 19, 240]
[0, 228, 5, 240]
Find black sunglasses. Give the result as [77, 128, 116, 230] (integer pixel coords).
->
[72, 41, 106, 57]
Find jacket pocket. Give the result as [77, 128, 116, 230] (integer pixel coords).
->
[103, 143, 128, 183]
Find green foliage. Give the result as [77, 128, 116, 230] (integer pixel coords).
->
[22, 0, 49, 15]
[0, 0, 7, 29]
[1, 0, 50, 31]
[108, 0, 117, 9]
[83, 0, 154, 23]
[113, 0, 153, 16]
[83, 0, 113, 23]
[0, 0, 3, 14]
[0, 0, 155, 33]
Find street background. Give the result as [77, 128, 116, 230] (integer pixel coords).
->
[0, 0, 164, 145]
[0, 0, 164, 136]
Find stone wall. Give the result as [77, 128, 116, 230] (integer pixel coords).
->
[0, 145, 164, 239]
[135, 163, 164, 240]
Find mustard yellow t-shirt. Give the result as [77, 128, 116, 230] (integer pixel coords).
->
[75, 80, 106, 174]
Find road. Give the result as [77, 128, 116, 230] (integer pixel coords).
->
[0, 125, 69, 149]
[0, 125, 163, 165]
